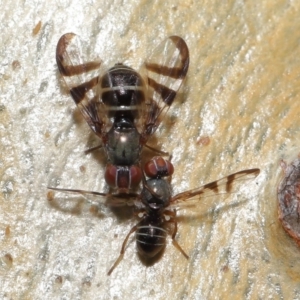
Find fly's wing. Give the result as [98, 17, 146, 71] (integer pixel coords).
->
[141, 36, 189, 138]
[47, 186, 138, 207]
[170, 168, 260, 208]
[56, 33, 109, 139]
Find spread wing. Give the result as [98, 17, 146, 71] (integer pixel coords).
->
[56, 33, 109, 139]
[170, 168, 260, 208]
[142, 36, 189, 138]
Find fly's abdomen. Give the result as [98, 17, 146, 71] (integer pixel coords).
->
[101, 64, 146, 120]
[136, 217, 167, 258]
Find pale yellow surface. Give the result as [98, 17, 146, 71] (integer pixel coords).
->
[1, 0, 300, 299]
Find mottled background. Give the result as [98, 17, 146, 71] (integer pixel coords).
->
[1, 0, 300, 299]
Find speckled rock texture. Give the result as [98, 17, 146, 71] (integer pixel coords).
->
[1, 0, 300, 299]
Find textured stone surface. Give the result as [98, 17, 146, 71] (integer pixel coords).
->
[1, 0, 300, 299]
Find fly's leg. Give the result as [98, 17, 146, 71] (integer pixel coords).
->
[84, 144, 103, 154]
[164, 210, 189, 259]
[107, 225, 138, 276]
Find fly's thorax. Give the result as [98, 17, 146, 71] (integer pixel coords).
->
[141, 178, 172, 211]
[105, 119, 141, 165]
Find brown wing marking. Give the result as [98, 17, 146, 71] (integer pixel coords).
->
[171, 168, 260, 204]
[56, 33, 101, 76]
[146, 36, 189, 79]
[147, 78, 177, 107]
[145, 35, 189, 107]
[56, 33, 108, 137]
[142, 36, 189, 138]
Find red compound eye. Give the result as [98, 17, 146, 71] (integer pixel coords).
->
[105, 164, 118, 188]
[105, 164, 142, 190]
[144, 156, 174, 178]
[129, 165, 142, 187]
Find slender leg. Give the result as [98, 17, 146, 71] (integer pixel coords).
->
[144, 144, 169, 156]
[47, 186, 107, 197]
[165, 211, 189, 259]
[84, 144, 103, 154]
[171, 220, 189, 259]
[107, 225, 138, 276]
